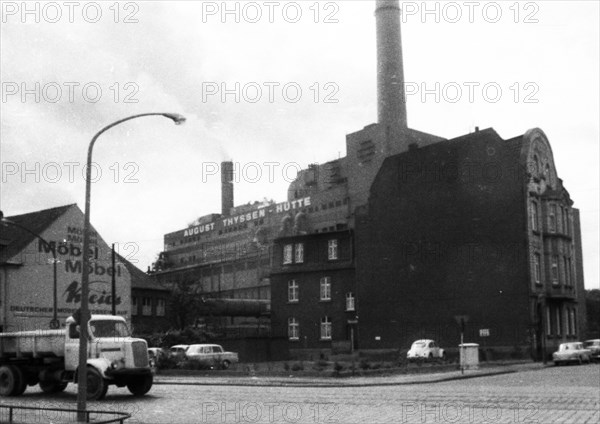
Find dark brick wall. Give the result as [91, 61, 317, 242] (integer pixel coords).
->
[356, 130, 532, 350]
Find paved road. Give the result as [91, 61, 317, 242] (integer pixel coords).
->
[1, 364, 598, 423]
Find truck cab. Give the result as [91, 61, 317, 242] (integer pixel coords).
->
[64, 314, 153, 399]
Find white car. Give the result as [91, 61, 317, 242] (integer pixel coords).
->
[169, 344, 189, 361]
[407, 339, 446, 361]
[552, 342, 591, 365]
[185, 344, 239, 369]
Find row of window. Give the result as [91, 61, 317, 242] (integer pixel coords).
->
[532, 253, 573, 286]
[131, 297, 166, 317]
[283, 239, 338, 265]
[288, 316, 332, 341]
[546, 306, 577, 337]
[530, 201, 571, 235]
[287, 278, 355, 310]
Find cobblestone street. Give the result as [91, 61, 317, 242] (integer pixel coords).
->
[1, 363, 598, 423]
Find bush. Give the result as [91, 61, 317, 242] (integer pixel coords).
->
[333, 362, 344, 373]
[156, 355, 179, 370]
[283, 362, 290, 371]
[291, 362, 304, 371]
[359, 359, 370, 370]
[371, 362, 382, 370]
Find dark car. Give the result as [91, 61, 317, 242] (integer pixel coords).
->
[583, 339, 600, 362]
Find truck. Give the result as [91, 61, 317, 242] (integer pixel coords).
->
[0, 314, 152, 400]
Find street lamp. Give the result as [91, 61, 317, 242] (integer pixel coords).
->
[0, 211, 60, 329]
[77, 113, 185, 421]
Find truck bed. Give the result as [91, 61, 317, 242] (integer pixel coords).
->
[0, 329, 65, 359]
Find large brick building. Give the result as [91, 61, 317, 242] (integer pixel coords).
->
[354, 128, 586, 358]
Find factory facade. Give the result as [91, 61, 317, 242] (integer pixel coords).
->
[152, 0, 586, 359]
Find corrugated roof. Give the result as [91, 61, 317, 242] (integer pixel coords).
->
[0, 204, 76, 264]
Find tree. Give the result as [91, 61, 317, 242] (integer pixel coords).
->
[167, 276, 203, 330]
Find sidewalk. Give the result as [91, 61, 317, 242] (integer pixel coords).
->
[153, 361, 546, 388]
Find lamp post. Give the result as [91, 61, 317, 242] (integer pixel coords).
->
[77, 113, 185, 421]
[0, 211, 60, 329]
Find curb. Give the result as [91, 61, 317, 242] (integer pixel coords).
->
[152, 367, 525, 388]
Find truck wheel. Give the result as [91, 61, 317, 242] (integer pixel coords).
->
[0, 365, 26, 396]
[127, 374, 153, 396]
[39, 380, 68, 393]
[221, 360, 231, 370]
[86, 367, 108, 400]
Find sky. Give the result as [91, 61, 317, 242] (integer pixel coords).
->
[1, 1, 598, 289]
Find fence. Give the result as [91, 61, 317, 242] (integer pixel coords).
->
[0, 405, 130, 424]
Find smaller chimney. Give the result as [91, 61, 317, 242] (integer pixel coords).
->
[221, 161, 234, 216]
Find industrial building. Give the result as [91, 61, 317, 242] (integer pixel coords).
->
[154, 0, 585, 358]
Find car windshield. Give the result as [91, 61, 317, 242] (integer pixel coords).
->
[584, 341, 600, 347]
[187, 346, 203, 354]
[412, 342, 426, 348]
[90, 320, 130, 338]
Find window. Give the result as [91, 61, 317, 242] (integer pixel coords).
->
[533, 254, 541, 285]
[156, 298, 166, 317]
[328, 239, 338, 260]
[288, 318, 299, 340]
[346, 292, 355, 311]
[320, 316, 332, 340]
[548, 204, 556, 233]
[288, 280, 299, 303]
[555, 307, 562, 336]
[569, 309, 576, 336]
[132, 296, 138, 316]
[320, 277, 331, 301]
[294, 243, 304, 264]
[563, 209, 570, 235]
[564, 257, 571, 286]
[551, 256, 559, 285]
[283, 244, 293, 264]
[530, 201, 538, 232]
[545, 305, 551, 335]
[142, 297, 152, 316]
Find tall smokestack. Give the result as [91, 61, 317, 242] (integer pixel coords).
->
[376, 0, 407, 129]
[221, 161, 234, 216]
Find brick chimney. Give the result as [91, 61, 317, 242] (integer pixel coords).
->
[375, 0, 407, 129]
[221, 161, 234, 216]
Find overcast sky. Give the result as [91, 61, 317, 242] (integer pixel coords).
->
[1, 1, 598, 289]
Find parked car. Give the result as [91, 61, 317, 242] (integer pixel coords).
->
[583, 339, 600, 362]
[185, 344, 239, 369]
[169, 344, 189, 362]
[552, 342, 591, 365]
[407, 339, 446, 361]
[148, 347, 167, 371]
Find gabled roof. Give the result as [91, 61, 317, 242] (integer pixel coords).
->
[118, 253, 170, 292]
[0, 204, 76, 264]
